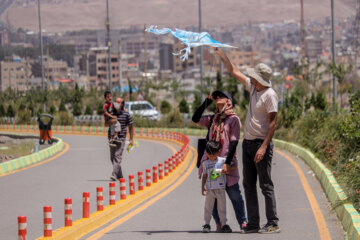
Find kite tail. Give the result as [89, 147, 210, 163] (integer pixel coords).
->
[173, 46, 192, 61]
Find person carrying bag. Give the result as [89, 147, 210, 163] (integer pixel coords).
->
[192, 96, 214, 168]
[192, 90, 248, 232]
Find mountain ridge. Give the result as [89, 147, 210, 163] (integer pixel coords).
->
[3, 0, 355, 32]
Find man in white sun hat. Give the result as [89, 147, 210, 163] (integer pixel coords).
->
[214, 48, 280, 234]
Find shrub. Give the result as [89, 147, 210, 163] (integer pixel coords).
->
[314, 92, 327, 110]
[6, 105, 15, 117]
[49, 105, 56, 115]
[275, 90, 360, 211]
[0, 103, 5, 117]
[96, 102, 103, 115]
[164, 109, 184, 127]
[72, 103, 82, 116]
[84, 105, 93, 115]
[160, 100, 171, 114]
[53, 111, 73, 125]
[179, 99, 189, 113]
[59, 101, 66, 112]
[16, 109, 32, 124]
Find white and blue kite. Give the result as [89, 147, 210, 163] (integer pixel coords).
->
[146, 25, 236, 61]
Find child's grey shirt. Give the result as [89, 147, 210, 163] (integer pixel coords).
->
[203, 158, 226, 190]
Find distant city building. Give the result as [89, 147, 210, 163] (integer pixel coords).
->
[0, 30, 9, 46]
[120, 33, 158, 55]
[226, 50, 260, 68]
[57, 32, 98, 54]
[0, 57, 31, 91]
[173, 40, 197, 73]
[76, 47, 120, 89]
[306, 36, 323, 59]
[43, 57, 68, 83]
[159, 43, 173, 71]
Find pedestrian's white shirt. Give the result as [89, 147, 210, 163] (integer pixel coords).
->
[244, 77, 278, 140]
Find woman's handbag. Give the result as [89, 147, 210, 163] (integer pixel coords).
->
[196, 115, 214, 168]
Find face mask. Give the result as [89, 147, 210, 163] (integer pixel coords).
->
[113, 102, 121, 110]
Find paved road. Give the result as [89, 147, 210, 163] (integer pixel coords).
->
[0, 134, 345, 240]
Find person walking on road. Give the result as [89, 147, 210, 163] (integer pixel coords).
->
[192, 90, 247, 232]
[108, 97, 134, 181]
[103, 91, 121, 146]
[215, 48, 280, 234]
[201, 140, 232, 233]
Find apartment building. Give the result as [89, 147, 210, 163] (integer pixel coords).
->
[0, 58, 31, 91]
[227, 50, 260, 69]
[44, 57, 68, 83]
[173, 40, 197, 73]
[81, 47, 120, 89]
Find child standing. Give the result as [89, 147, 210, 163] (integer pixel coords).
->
[201, 140, 232, 233]
[103, 91, 121, 146]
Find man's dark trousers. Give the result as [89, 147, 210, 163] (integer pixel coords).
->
[242, 139, 279, 228]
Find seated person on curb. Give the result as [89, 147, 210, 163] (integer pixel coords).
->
[103, 91, 121, 146]
[201, 140, 234, 233]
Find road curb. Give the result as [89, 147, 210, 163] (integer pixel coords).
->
[273, 139, 360, 240]
[37, 143, 194, 240]
[0, 133, 65, 177]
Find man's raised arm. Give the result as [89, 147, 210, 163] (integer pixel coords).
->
[214, 48, 248, 86]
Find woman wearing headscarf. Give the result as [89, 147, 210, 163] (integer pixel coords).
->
[192, 90, 247, 232]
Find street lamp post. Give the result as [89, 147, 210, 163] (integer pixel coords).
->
[37, 0, 46, 112]
[198, 0, 203, 101]
[8, 68, 12, 89]
[106, 0, 112, 92]
[331, 0, 337, 111]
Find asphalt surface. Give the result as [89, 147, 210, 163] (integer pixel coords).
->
[0, 134, 345, 240]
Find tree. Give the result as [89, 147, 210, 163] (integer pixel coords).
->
[216, 71, 224, 91]
[19, 102, 26, 111]
[47, 43, 75, 67]
[314, 92, 327, 110]
[28, 103, 35, 116]
[325, 62, 353, 108]
[279, 93, 303, 128]
[192, 94, 202, 113]
[72, 103, 82, 116]
[84, 104, 92, 115]
[160, 100, 172, 114]
[0, 103, 5, 117]
[179, 99, 189, 113]
[96, 102, 103, 115]
[6, 105, 15, 117]
[49, 105, 56, 115]
[240, 87, 249, 110]
[72, 83, 84, 104]
[59, 101, 66, 112]
[225, 76, 239, 106]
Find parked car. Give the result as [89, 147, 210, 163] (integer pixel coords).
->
[124, 101, 160, 120]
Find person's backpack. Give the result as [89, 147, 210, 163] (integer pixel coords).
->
[196, 115, 214, 168]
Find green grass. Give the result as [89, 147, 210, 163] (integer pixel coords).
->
[0, 141, 35, 161]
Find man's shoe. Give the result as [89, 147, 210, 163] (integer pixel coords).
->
[221, 224, 232, 233]
[239, 225, 260, 234]
[258, 223, 280, 234]
[202, 224, 211, 233]
[110, 175, 117, 181]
